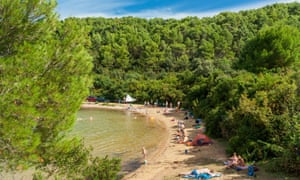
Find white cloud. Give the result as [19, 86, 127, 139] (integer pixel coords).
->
[57, 0, 300, 19]
[218, 0, 300, 13]
[70, 8, 218, 19]
[57, 0, 140, 19]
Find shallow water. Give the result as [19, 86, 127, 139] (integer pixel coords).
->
[2, 108, 167, 179]
[72, 108, 167, 165]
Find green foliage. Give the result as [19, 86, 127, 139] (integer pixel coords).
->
[224, 73, 299, 158]
[83, 2, 300, 176]
[84, 156, 121, 180]
[37, 138, 90, 178]
[239, 24, 300, 72]
[0, 0, 57, 56]
[0, 0, 121, 179]
[188, 54, 299, 174]
[265, 126, 300, 175]
[83, 2, 300, 105]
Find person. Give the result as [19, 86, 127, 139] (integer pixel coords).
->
[183, 111, 188, 120]
[180, 122, 185, 130]
[237, 155, 245, 166]
[175, 130, 182, 140]
[177, 120, 181, 128]
[175, 134, 180, 142]
[181, 128, 185, 138]
[142, 147, 147, 163]
[225, 152, 239, 168]
[183, 136, 189, 143]
[177, 135, 189, 144]
[177, 101, 181, 111]
[229, 152, 238, 161]
[179, 168, 216, 177]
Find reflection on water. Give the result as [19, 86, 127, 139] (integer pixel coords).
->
[72, 108, 167, 164]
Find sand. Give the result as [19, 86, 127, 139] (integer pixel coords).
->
[81, 102, 296, 180]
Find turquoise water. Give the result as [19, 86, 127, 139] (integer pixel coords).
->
[72, 108, 167, 166]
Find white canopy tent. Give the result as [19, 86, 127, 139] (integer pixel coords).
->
[125, 94, 136, 103]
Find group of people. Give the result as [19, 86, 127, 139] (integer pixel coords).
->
[224, 152, 259, 176]
[224, 152, 246, 169]
[175, 120, 191, 144]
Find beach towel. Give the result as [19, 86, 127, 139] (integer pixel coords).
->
[195, 125, 201, 129]
[183, 173, 222, 179]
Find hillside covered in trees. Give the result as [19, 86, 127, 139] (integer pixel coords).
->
[78, 2, 300, 175]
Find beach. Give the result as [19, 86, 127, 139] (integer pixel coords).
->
[82, 102, 295, 180]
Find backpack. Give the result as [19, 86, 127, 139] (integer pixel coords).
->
[248, 165, 255, 176]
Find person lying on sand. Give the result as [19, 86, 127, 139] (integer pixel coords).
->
[177, 135, 191, 144]
[179, 168, 216, 176]
[179, 168, 222, 179]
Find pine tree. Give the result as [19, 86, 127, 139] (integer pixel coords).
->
[0, 1, 120, 178]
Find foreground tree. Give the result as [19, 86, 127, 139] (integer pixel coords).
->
[0, 0, 120, 178]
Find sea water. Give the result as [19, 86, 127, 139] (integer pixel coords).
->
[73, 108, 167, 170]
[2, 107, 165, 179]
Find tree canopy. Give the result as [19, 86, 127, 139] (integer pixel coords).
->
[238, 24, 300, 72]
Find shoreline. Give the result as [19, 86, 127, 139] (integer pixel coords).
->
[81, 102, 295, 180]
[80, 102, 172, 174]
[81, 102, 180, 177]
[1, 102, 296, 179]
[81, 102, 244, 180]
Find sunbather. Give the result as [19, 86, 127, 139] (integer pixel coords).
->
[179, 168, 216, 176]
[225, 152, 239, 168]
[229, 152, 238, 162]
[237, 155, 245, 166]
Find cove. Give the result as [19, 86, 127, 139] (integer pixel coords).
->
[71, 108, 167, 171]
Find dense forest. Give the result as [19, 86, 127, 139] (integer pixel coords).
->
[78, 2, 300, 175]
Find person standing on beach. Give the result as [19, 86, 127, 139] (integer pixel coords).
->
[177, 101, 181, 111]
[142, 147, 147, 164]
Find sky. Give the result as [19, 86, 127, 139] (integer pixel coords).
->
[56, 0, 299, 19]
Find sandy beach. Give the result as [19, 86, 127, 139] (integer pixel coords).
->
[81, 102, 296, 180]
